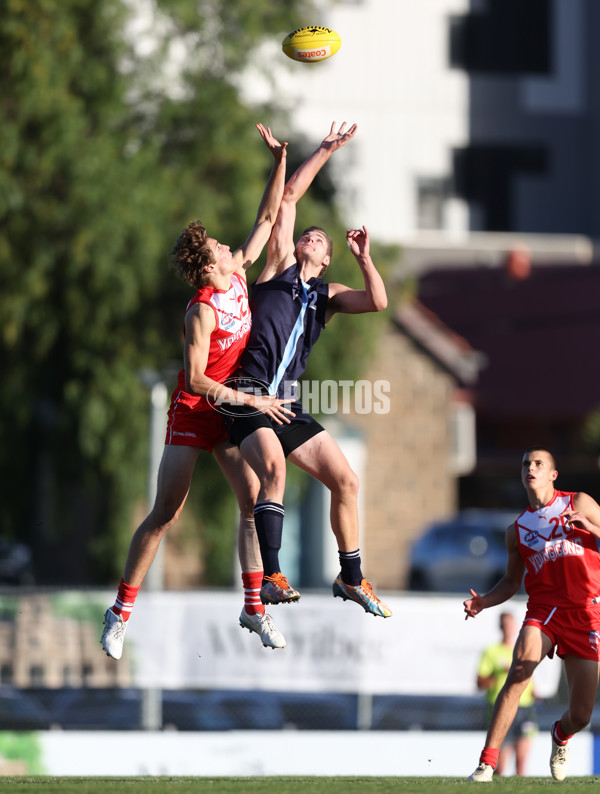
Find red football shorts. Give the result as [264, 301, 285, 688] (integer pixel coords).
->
[164, 388, 227, 452]
[524, 602, 600, 661]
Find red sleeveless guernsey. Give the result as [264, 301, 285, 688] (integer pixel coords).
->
[176, 272, 251, 409]
[515, 490, 600, 607]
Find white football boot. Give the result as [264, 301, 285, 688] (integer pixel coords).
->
[550, 722, 570, 781]
[101, 608, 127, 660]
[239, 609, 286, 649]
[468, 763, 494, 782]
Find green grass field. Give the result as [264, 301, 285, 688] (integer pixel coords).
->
[1, 778, 599, 793]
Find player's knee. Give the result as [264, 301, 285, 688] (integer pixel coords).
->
[150, 501, 184, 532]
[261, 457, 286, 489]
[508, 659, 536, 685]
[238, 505, 255, 521]
[332, 466, 359, 500]
[236, 487, 259, 517]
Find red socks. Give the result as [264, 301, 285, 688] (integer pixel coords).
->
[479, 721, 572, 772]
[242, 571, 265, 615]
[114, 573, 268, 622]
[553, 721, 573, 745]
[112, 579, 140, 622]
[480, 747, 499, 769]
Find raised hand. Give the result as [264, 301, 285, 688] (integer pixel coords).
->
[346, 226, 370, 259]
[320, 121, 358, 153]
[256, 123, 288, 162]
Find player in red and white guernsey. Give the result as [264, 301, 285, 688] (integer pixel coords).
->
[465, 448, 600, 782]
[101, 123, 293, 660]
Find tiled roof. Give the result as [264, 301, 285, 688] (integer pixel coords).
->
[417, 262, 600, 417]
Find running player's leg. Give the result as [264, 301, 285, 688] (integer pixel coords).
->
[548, 655, 600, 779]
[471, 625, 549, 780]
[551, 602, 600, 779]
[561, 655, 600, 735]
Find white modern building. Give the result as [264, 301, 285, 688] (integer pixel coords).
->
[243, 0, 599, 250]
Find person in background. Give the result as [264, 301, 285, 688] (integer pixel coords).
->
[476, 611, 538, 776]
[465, 447, 600, 782]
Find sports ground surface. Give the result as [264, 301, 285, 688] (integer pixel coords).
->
[2, 778, 598, 793]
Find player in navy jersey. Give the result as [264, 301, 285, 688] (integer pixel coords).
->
[101, 124, 294, 660]
[224, 122, 392, 618]
[465, 448, 600, 782]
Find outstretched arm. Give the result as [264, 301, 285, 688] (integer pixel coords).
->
[325, 226, 387, 321]
[259, 121, 358, 283]
[233, 123, 287, 273]
[184, 302, 294, 424]
[463, 524, 524, 619]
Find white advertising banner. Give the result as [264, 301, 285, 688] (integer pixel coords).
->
[38, 729, 593, 777]
[121, 591, 561, 697]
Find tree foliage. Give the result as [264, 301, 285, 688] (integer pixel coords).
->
[0, 0, 397, 586]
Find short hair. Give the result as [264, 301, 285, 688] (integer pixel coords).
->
[297, 226, 333, 259]
[523, 447, 556, 469]
[499, 612, 516, 631]
[170, 220, 215, 288]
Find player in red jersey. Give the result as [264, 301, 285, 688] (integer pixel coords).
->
[101, 123, 293, 660]
[465, 448, 600, 782]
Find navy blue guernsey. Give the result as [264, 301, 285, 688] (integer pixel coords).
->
[239, 263, 329, 397]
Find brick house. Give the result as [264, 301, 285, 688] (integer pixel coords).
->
[417, 261, 600, 506]
[0, 595, 131, 688]
[335, 301, 483, 590]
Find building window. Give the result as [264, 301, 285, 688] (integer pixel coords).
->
[449, 0, 551, 74]
[82, 665, 93, 687]
[30, 666, 45, 686]
[0, 664, 13, 685]
[63, 666, 76, 687]
[416, 177, 448, 231]
[452, 144, 547, 231]
[449, 402, 476, 476]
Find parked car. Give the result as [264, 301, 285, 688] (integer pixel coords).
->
[29, 688, 359, 731]
[371, 694, 487, 731]
[407, 509, 518, 593]
[162, 690, 285, 731]
[31, 687, 142, 730]
[0, 537, 34, 585]
[277, 691, 358, 730]
[0, 687, 51, 730]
